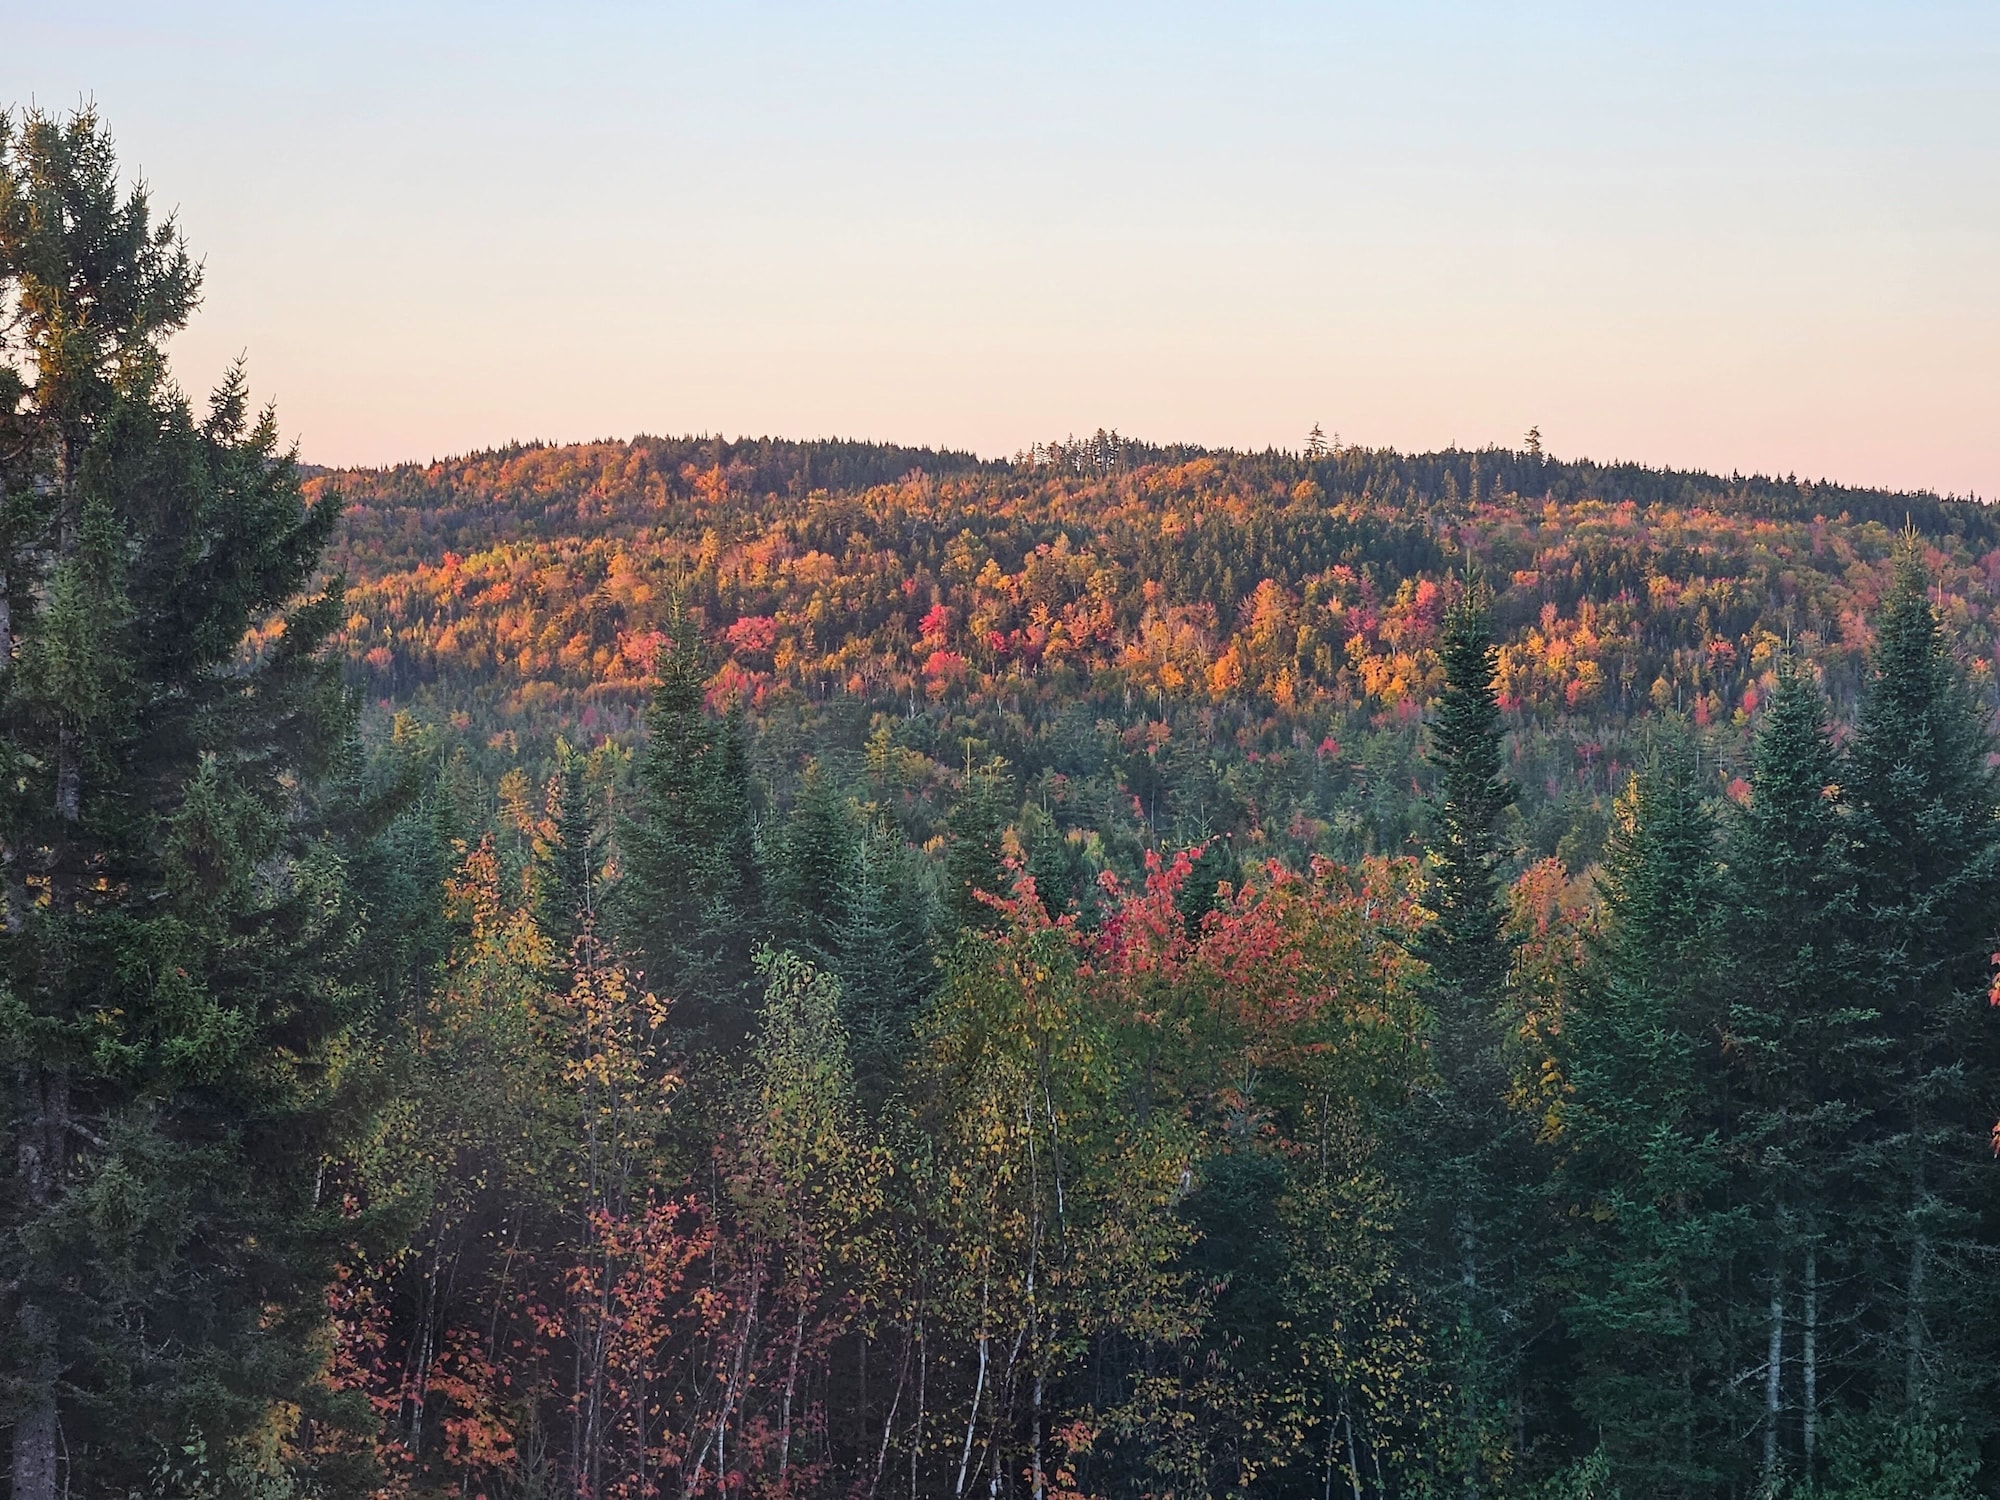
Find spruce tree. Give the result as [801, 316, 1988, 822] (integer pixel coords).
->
[1021, 800, 1097, 922]
[536, 738, 605, 962]
[1174, 833, 1240, 937]
[0, 107, 380, 1500]
[617, 606, 762, 1046]
[943, 759, 1012, 934]
[1420, 577, 1516, 1002]
[828, 816, 934, 1097]
[768, 758, 859, 963]
[1841, 545, 2000, 1438]
[1724, 662, 1869, 1485]
[1405, 577, 1532, 1497]
[1557, 742, 1738, 1496]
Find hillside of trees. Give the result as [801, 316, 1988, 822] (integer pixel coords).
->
[9, 105, 2000, 1500]
[322, 427, 2000, 877]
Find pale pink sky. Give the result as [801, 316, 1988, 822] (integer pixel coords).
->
[12, 2, 1999, 496]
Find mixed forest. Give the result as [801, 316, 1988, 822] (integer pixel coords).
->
[7, 106, 2000, 1500]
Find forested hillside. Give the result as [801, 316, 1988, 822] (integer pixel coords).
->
[301, 436, 2000, 1499]
[9, 106, 2000, 1500]
[320, 430, 2000, 872]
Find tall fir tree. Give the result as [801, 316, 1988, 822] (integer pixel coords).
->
[536, 737, 605, 963]
[1420, 576, 1516, 1000]
[1405, 576, 1535, 1497]
[943, 758, 1012, 934]
[1841, 544, 2000, 1444]
[1020, 799, 1099, 924]
[1556, 742, 1740, 1497]
[0, 108, 385, 1500]
[1724, 661, 1871, 1487]
[617, 606, 762, 1047]
[827, 816, 934, 1098]
[768, 757, 859, 963]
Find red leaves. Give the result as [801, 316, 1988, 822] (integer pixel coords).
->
[1090, 846, 1199, 985]
[984, 841, 1427, 1116]
[724, 615, 779, 656]
[922, 648, 968, 684]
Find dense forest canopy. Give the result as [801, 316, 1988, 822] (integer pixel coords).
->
[8, 105, 2000, 1500]
[319, 429, 2000, 872]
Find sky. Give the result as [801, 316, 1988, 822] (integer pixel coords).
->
[8, 2, 1999, 495]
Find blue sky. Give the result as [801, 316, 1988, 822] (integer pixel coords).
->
[8, 2, 1998, 494]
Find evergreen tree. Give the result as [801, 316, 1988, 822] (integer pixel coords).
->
[1174, 833, 1241, 937]
[617, 606, 762, 1046]
[1557, 742, 1739, 1496]
[1420, 577, 1516, 1001]
[0, 108, 383, 1500]
[1404, 577, 1534, 1496]
[1020, 799, 1096, 922]
[943, 759, 1012, 933]
[1841, 545, 2000, 1440]
[828, 816, 934, 1097]
[768, 757, 859, 962]
[536, 738, 605, 961]
[1724, 662, 1870, 1486]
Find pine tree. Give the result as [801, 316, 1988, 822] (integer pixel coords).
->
[943, 759, 1012, 934]
[1557, 742, 1739, 1496]
[1405, 577, 1533, 1496]
[1420, 576, 1516, 1006]
[536, 738, 605, 962]
[1841, 544, 2000, 1438]
[828, 817, 934, 1097]
[768, 758, 859, 963]
[0, 107, 383, 1500]
[1174, 834, 1240, 937]
[1724, 662, 1869, 1485]
[617, 606, 762, 1047]
[1019, 800, 1094, 922]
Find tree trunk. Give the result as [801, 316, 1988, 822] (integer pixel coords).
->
[1030, 1368, 1045, 1500]
[911, 1318, 926, 1500]
[1340, 1398, 1364, 1500]
[54, 726, 78, 826]
[869, 1328, 913, 1500]
[1460, 1214, 1480, 1500]
[1905, 1229, 1927, 1410]
[13, 1066, 67, 1500]
[955, 1280, 990, 1500]
[1802, 1248, 1817, 1468]
[1762, 1271, 1784, 1483]
[778, 1301, 806, 1487]
[9, 1308, 57, 1500]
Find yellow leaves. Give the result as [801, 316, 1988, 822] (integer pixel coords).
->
[1206, 649, 1245, 696]
[1346, 634, 1423, 708]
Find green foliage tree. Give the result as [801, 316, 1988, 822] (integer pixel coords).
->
[536, 737, 606, 962]
[0, 106, 383, 1500]
[1840, 545, 2000, 1437]
[1556, 742, 1739, 1496]
[1404, 576, 1535, 1496]
[1172, 833, 1240, 935]
[911, 911, 1196, 1500]
[943, 759, 1012, 933]
[618, 606, 762, 1047]
[1020, 799, 1099, 923]
[768, 757, 860, 962]
[827, 817, 934, 1097]
[1724, 662, 1870, 1487]
[1419, 577, 1517, 1001]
